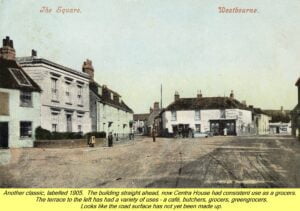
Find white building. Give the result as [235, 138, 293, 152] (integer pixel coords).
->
[0, 36, 41, 148]
[17, 51, 91, 134]
[250, 107, 271, 135]
[87, 60, 134, 137]
[160, 91, 255, 136]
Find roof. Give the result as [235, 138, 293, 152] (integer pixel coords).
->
[0, 58, 41, 92]
[17, 56, 90, 79]
[90, 81, 133, 113]
[250, 107, 269, 116]
[263, 109, 291, 123]
[133, 113, 150, 121]
[165, 97, 250, 111]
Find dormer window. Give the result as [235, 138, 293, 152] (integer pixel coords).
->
[9, 68, 31, 86]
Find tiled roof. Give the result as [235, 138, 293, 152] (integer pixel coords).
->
[165, 97, 249, 111]
[0, 58, 41, 92]
[90, 81, 133, 113]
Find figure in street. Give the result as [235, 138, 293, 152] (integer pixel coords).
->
[152, 126, 156, 142]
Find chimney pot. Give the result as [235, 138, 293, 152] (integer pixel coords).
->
[82, 59, 94, 80]
[32, 49, 37, 57]
[153, 102, 159, 111]
[0, 36, 16, 60]
[230, 90, 234, 99]
[174, 91, 180, 101]
[197, 90, 202, 98]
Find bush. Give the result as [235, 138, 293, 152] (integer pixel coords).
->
[35, 126, 52, 140]
[84, 131, 106, 139]
[35, 126, 83, 140]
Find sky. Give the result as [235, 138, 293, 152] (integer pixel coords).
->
[0, 0, 299, 113]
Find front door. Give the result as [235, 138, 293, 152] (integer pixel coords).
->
[0, 122, 9, 148]
[66, 114, 72, 132]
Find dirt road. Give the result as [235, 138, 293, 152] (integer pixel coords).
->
[0, 136, 299, 188]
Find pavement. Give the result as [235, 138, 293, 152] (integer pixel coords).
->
[0, 135, 300, 188]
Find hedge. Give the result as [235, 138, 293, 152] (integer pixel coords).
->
[84, 132, 106, 139]
[35, 127, 106, 140]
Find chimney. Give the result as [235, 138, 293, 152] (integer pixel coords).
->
[242, 100, 247, 106]
[153, 102, 159, 111]
[280, 106, 284, 112]
[174, 91, 180, 101]
[197, 90, 202, 98]
[296, 78, 300, 104]
[150, 107, 153, 113]
[82, 59, 94, 80]
[230, 90, 234, 99]
[0, 36, 16, 60]
[31, 49, 37, 57]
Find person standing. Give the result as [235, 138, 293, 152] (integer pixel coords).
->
[152, 127, 156, 142]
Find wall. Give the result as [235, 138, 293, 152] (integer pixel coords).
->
[22, 63, 91, 133]
[0, 88, 41, 148]
[257, 114, 271, 135]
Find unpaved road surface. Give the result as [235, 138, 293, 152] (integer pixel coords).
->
[0, 136, 299, 188]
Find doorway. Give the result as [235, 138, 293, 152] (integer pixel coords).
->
[66, 114, 72, 132]
[0, 122, 9, 148]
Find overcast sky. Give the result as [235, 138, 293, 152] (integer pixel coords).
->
[0, 0, 299, 113]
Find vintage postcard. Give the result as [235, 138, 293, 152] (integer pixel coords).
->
[0, 0, 300, 210]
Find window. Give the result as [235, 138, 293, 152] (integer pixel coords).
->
[171, 111, 177, 121]
[9, 68, 31, 86]
[52, 124, 57, 132]
[103, 104, 106, 119]
[195, 110, 200, 121]
[195, 124, 201, 133]
[77, 85, 83, 105]
[78, 125, 82, 133]
[65, 82, 71, 104]
[220, 110, 226, 118]
[20, 91, 32, 107]
[51, 78, 59, 101]
[20, 121, 32, 138]
[51, 112, 59, 132]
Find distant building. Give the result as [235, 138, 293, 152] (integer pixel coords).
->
[264, 107, 292, 135]
[88, 60, 134, 137]
[291, 78, 300, 139]
[0, 36, 41, 148]
[17, 50, 91, 134]
[133, 113, 149, 135]
[160, 91, 255, 137]
[133, 102, 162, 136]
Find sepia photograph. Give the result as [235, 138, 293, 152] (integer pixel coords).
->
[0, 0, 300, 189]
